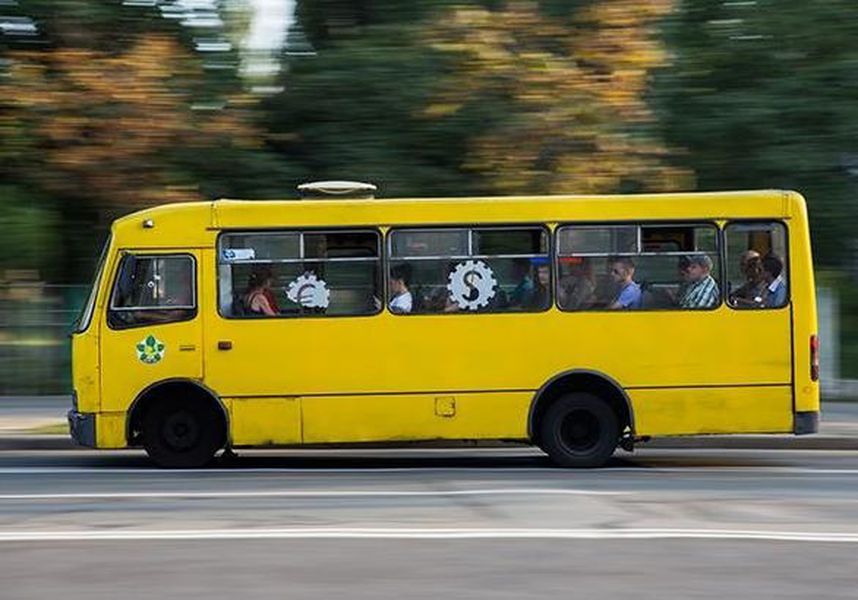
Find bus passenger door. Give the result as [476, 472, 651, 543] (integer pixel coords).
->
[200, 246, 305, 447]
[99, 251, 203, 445]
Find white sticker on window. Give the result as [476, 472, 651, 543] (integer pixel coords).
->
[222, 248, 256, 262]
[286, 272, 330, 309]
[447, 260, 498, 310]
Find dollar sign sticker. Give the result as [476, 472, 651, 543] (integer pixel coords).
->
[447, 259, 498, 310]
[464, 270, 482, 301]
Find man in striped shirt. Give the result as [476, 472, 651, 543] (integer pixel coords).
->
[679, 254, 720, 309]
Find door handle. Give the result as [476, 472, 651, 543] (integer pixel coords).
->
[218, 340, 233, 351]
[178, 344, 196, 352]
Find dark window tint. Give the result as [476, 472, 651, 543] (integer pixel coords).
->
[556, 224, 720, 311]
[219, 231, 381, 318]
[388, 227, 550, 314]
[108, 255, 196, 328]
[557, 226, 637, 256]
[725, 222, 788, 309]
[390, 229, 468, 258]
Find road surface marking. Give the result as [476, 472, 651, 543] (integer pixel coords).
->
[0, 488, 627, 501]
[1, 466, 858, 475]
[2, 527, 858, 543]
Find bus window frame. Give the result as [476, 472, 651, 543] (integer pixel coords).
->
[216, 228, 384, 320]
[386, 224, 553, 316]
[723, 219, 791, 311]
[74, 234, 112, 334]
[554, 220, 723, 313]
[106, 252, 198, 330]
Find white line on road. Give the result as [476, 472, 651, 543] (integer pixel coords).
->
[1, 527, 858, 543]
[1, 466, 858, 475]
[0, 488, 627, 501]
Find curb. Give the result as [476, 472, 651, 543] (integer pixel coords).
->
[0, 436, 76, 451]
[646, 435, 858, 451]
[1, 435, 857, 453]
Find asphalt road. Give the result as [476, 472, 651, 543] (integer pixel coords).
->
[1, 447, 858, 598]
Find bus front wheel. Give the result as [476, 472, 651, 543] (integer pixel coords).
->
[142, 397, 224, 468]
[539, 393, 619, 468]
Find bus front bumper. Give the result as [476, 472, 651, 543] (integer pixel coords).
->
[67, 410, 96, 447]
[794, 411, 819, 435]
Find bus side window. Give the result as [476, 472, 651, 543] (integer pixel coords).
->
[218, 230, 382, 318]
[107, 254, 196, 329]
[387, 227, 550, 315]
[725, 222, 789, 309]
[556, 224, 721, 311]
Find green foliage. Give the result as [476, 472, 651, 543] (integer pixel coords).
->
[652, 0, 858, 266]
[266, 17, 483, 197]
[271, 0, 687, 197]
[0, 186, 57, 273]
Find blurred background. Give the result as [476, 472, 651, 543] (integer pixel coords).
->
[0, 0, 856, 397]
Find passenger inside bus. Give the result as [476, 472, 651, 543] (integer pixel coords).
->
[728, 250, 765, 308]
[388, 265, 413, 314]
[243, 265, 279, 317]
[677, 254, 720, 309]
[527, 261, 552, 310]
[762, 254, 787, 307]
[607, 256, 642, 310]
[508, 258, 535, 308]
[557, 257, 596, 310]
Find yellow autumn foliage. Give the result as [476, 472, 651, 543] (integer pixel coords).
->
[425, 1, 692, 194]
[1, 35, 260, 208]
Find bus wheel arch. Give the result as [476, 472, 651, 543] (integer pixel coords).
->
[529, 370, 633, 451]
[128, 379, 228, 468]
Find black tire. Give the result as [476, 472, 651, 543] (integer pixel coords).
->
[141, 397, 224, 468]
[539, 393, 619, 468]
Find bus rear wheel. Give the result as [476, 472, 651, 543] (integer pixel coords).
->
[539, 393, 619, 468]
[142, 397, 223, 468]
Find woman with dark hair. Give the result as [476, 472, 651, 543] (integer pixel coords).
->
[243, 265, 279, 316]
[527, 260, 552, 310]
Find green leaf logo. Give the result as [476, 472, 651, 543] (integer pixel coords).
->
[136, 335, 166, 364]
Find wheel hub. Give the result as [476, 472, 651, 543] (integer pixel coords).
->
[560, 409, 601, 453]
[163, 410, 199, 451]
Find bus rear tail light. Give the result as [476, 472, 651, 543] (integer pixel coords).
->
[810, 335, 820, 382]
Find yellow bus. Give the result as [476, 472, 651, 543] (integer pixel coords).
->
[68, 185, 820, 468]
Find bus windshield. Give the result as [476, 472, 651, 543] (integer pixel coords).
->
[74, 235, 111, 333]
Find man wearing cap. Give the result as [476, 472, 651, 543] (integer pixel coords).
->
[678, 254, 720, 309]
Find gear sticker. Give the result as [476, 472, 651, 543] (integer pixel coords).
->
[286, 272, 331, 309]
[447, 260, 497, 310]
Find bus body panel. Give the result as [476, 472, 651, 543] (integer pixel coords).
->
[98, 250, 204, 413]
[631, 386, 793, 436]
[785, 192, 820, 415]
[68, 190, 818, 451]
[204, 309, 791, 394]
[226, 397, 302, 446]
[301, 392, 531, 444]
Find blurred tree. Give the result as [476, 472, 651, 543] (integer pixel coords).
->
[273, 0, 689, 196]
[653, 0, 858, 267]
[424, 0, 691, 194]
[0, 186, 57, 274]
[266, 0, 482, 197]
[1, 35, 261, 209]
[1, 3, 297, 279]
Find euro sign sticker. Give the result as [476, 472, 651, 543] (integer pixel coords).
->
[447, 260, 498, 310]
[286, 272, 331, 309]
[136, 335, 165, 365]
